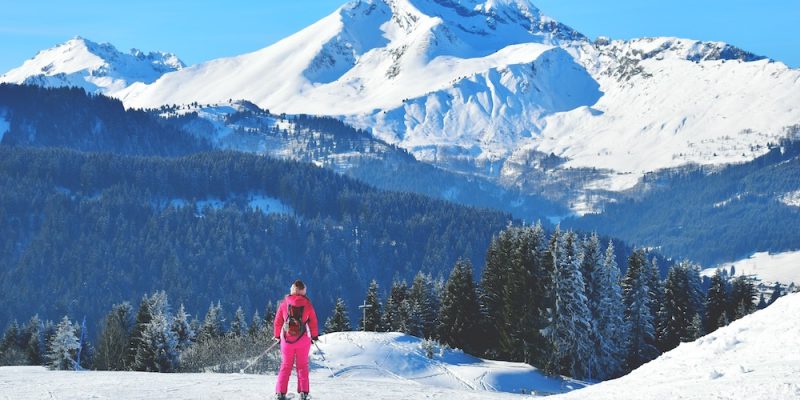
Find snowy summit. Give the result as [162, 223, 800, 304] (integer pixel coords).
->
[0, 36, 184, 94]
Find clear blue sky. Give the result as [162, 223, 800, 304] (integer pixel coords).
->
[1, 0, 798, 73]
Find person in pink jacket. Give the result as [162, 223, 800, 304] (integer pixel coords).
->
[273, 280, 319, 400]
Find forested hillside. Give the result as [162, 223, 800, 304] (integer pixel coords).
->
[567, 136, 800, 265]
[0, 146, 511, 326]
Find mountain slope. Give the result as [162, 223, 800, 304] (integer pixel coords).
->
[0, 37, 184, 94]
[553, 293, 800, 400]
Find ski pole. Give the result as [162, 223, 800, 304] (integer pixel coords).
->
[239, 338, 280, 373]
[313, 341, 325, 361]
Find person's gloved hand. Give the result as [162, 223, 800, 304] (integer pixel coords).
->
[273, 336, 280, 343]
[311, 336, 319, 343]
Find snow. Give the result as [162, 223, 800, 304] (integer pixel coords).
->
[552, 293, 800, 400]
[780, 190, 800, 207]
[248, 195, 294, 215]
[702, 250, 800, 285]
[0, 332, 585, 399]
[0, 36, 183, 94]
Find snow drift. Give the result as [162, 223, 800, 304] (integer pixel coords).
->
[553, 292, 800, 400]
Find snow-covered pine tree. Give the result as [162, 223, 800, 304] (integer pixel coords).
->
[47, 316, 79, 370]
[549, 231, 592, 379]
[382, 280, 408, 332]
[704, 270, 728, 333]
[409, 272, 437, 338]
[127, 295, 153, 367]
[686, 263, 705, 320]
[513, 223, 550, 366]
[645, 258, 665, 350]
[767, 282, 783, 305]
[658, 264, 692, 352]
[625, 266, 658, 370]
[589, 239, 626, 379]
[324, 297, 351, 333]
[197, 301, 225, 342]
[172, 304, 194, 351]
[229, 307, 248, 338]
[479, 229, 514, 359]
[398, 299, 417, 335]
[23, 315, 44, 366]
[135, 313, 178, 372]
[437, 259, 483, 355]
[96, 302, 133, 370]
[687, 313, 704, 340]
[248, 310, 263, 337]
[360, 280, 383, 332]
[729, 276, 756, 321]
[0, 321, 24, 365]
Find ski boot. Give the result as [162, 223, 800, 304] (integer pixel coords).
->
[299, 393, 310, 400]
[274, 393, 287, 400]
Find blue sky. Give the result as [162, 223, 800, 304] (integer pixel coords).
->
[1, 0, 798, 73]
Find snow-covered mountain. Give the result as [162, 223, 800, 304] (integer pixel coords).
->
[552, 293, 800, 400]
[0, 36, 184, 94]
[5, 0, 800, 212]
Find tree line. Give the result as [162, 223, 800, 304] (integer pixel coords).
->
[324, 225, 781, 381]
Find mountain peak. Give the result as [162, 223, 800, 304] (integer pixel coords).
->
[0, 37, 184, 95]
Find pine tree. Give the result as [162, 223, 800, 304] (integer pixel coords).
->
[704, 270, 728, 333]
[626, 268, 658, 370]
[47, 316, 79, 370]
[197, 301, 225, 342]
[437, 259, 483, 355]
[687, 313, 704, 340]
[645, 258, 665, 350]
[248, 310, 263, 337]
[479, 229, 512, 359]
[0, 321, 24, 365]
[589, 240, 626, 379]
[127, 295, 153, 368]
[549, 231, 592, 379]
[756, 293, 768, 310]
[729, 276, 756, 321]
[135, 313, 178, 372]
[96, 302, 133, 370]
[767, 282, 783, 305]
[172, 304, 194, 351]
[324, 298, 351, 333]
[382, 280, 408, 332]
[360, 280, 383, 332]
[229, 307, 248, 338]
[408, 272, 436, 338]
[23, 315, 44, 366]
[658, 264, 692, 352]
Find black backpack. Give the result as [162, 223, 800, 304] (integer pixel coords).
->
[282, 303, 306, 343]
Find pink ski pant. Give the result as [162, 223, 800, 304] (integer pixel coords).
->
[275, 334, 311, 394]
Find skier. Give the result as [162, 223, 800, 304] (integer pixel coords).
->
[274, 280, 319, 400]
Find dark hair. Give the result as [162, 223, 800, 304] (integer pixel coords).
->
[293, 279, 305, 290]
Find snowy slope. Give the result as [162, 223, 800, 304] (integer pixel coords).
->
[702, 250, 800, 285]
[522, 37, 800, 191]
[0, 332, 585, 399]
[0, 36, 184, 94]
[553, 293, 800, 400]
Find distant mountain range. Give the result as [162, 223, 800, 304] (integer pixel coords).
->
[4, 0, 799, 215]
[2, 0, 799, 268]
